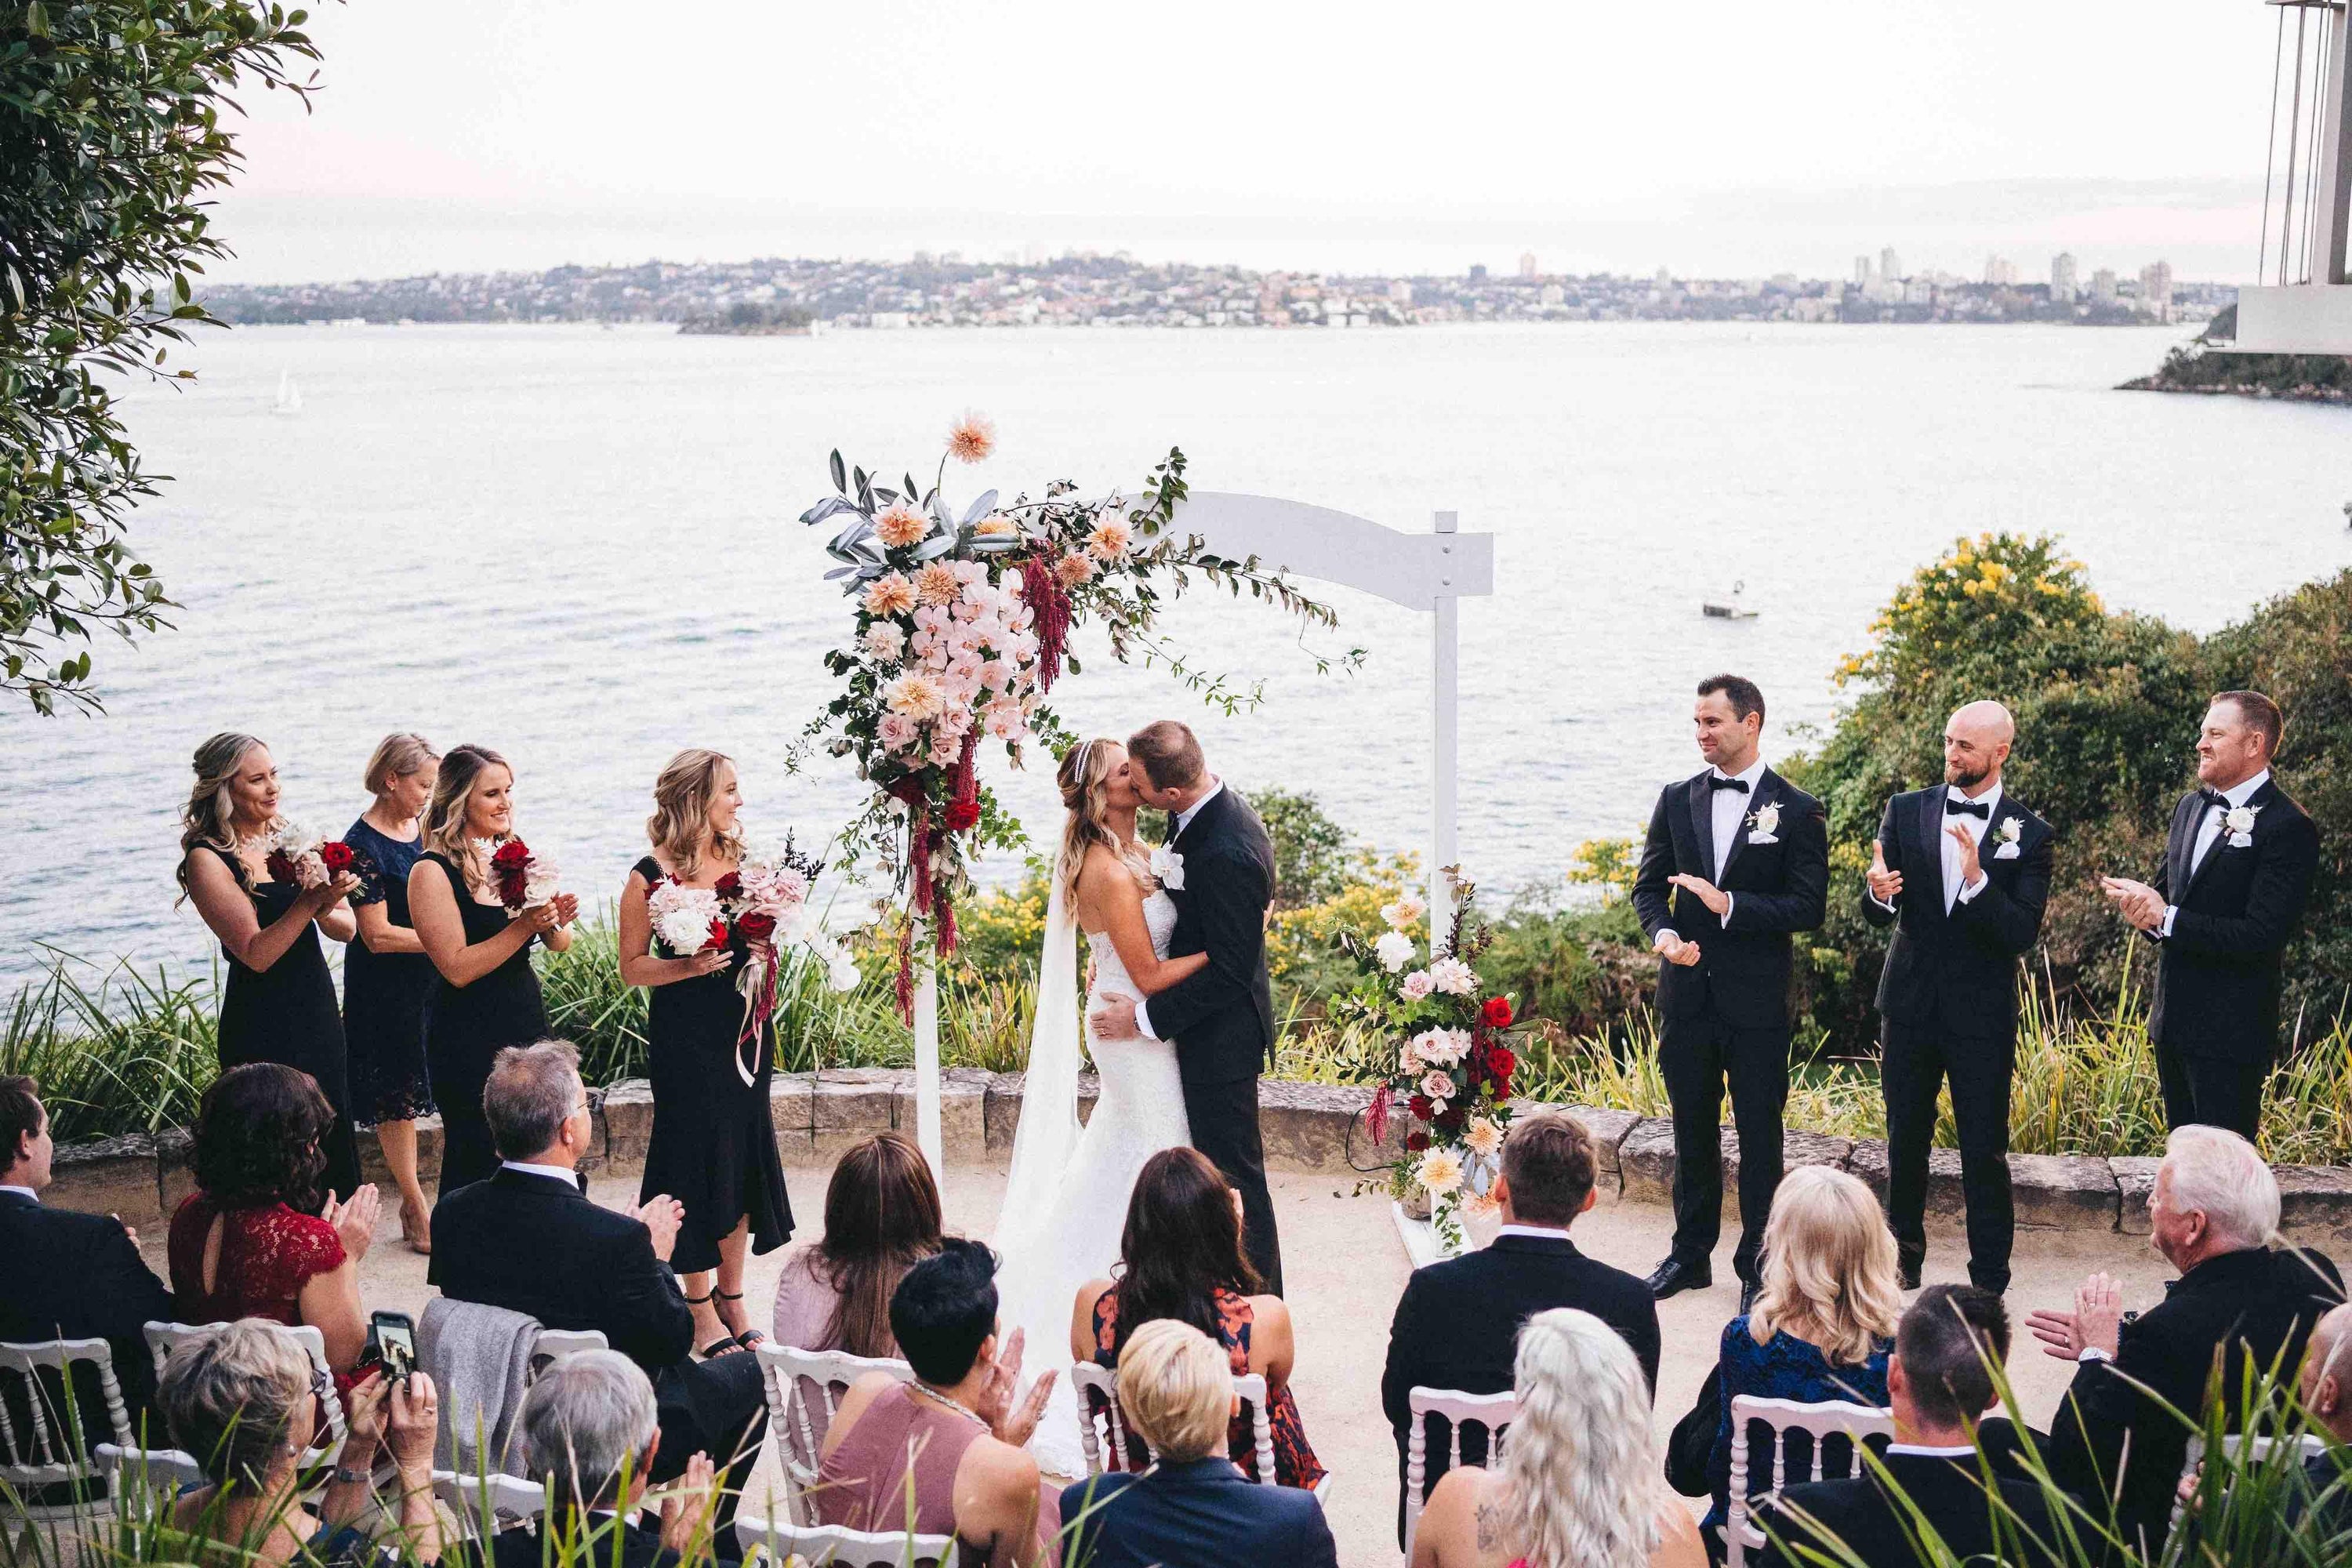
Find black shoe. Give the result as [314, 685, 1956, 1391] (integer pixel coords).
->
[1898, 1259, 1922, 1292]
[1645, 1257, 1713, 1300]
[1740, 1278, 1760, 1315]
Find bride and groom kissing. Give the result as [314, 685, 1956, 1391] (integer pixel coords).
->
[992, 719, 1283, 1468]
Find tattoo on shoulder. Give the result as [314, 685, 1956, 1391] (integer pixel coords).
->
[1475, 1499, 1501, 1552]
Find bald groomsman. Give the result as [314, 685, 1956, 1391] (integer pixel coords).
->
[2101, 691, 2321, 1141]
[1864, 702, 2053, 1295]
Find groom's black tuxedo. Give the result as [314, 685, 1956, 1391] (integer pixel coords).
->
[2147, 775, 2320, 1138]
[1145, 783, 1283, 1293]
[1862, 783, 2053, 1293]
[1632, 765, 1828, 1282]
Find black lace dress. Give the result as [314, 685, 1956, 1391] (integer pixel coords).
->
[418, 851, 546, 1196]
[634, 856, 792, 1273]
[195, 844, 361, 1199]
[340, 818, 435, 1125]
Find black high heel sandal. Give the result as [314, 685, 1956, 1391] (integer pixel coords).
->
[684, 1290, 742, 1359]
[713, 1288, 766, 1352]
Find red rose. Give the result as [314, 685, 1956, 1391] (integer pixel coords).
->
[1482, 996, 1514, 1029]
[320, 840, 356, 875]
[1486, 1046, 1517, 1080]
[264, 849, 297, 884]
[703, 918, 731, 952]
[737, 912, 779, 946]
[1407, 1094, 1435, 1120]
[1405, 1131, 1431, 1152]
[491, 840, 532, 870]
[945, 799, 981, 833]
[1435, 1105, 1468, 1133]
[714, 872, 743, 899]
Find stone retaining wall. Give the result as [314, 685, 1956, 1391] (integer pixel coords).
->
[46, 1073, 2352, 1244]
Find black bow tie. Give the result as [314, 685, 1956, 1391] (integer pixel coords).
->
[1945, 797, 1991, 820]
[2200, 788, 2231, 811]
[1708, 775, 1750, 793]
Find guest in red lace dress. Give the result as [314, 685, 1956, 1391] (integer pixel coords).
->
[1072, 1147, 1325, 1490]
[168, 1064, 380, 1374]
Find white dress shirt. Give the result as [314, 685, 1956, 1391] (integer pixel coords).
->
[2161, 769, 2270, 938]
[1134, 779, 1223, 1044]
[499, 1160, 579, 1185]
[1940, 781, 2000, 912]
[1656, 756, 1764, 944]
[1885, 1443, 1977, 1458]
[1493, 1223, 1571, 1243]
[0, 1184, 38, 1203]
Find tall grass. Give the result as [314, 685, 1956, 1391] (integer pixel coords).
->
[0, 955, 221, 1144]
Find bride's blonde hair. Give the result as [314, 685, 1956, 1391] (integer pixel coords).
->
[1058, 739, 1152, 902]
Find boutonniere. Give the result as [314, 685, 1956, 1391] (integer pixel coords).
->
[1149, 845, 1186, 891]
[1745, 801, 1781, 845]
[1993, 816, 2024, 859]
[2223, 803, 2261, 848]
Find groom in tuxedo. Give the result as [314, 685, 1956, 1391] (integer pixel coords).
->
[1863, 700, 2053, 1295]
[1632, 674, 1828, 1308]
[1090, 720, 1284, 1294]
[2100, 690, 2321, 1139]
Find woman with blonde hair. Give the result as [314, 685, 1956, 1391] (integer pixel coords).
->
[1411, 1308, 1703, 1568]
[408, 744, 577, 1195]
[991, 737, 1208, 1476]
[1700, 1166, 1902, 1550]
[179, 732, 365, 1198]
[342, 732, 440, 1250]
[618, 747, 793, 1357]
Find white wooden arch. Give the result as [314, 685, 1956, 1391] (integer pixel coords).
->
[906, 495, 1496, 1174]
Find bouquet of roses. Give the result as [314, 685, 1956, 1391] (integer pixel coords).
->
[264, 819, 367, 891]
[1332, 875, 1523, 1251]
[482, 838, 562, 911]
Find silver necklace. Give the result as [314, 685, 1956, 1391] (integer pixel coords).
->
[909, 1381, 988, 1429]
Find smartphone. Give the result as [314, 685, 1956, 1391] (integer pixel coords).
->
[367, 1310, 418, 1383]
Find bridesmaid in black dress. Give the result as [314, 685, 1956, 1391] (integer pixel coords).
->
[408, 744, 578, 1197]
[177, 732, 366, 1200]
[343, 732, 441, 1252]
[619, 748, 793, 1358]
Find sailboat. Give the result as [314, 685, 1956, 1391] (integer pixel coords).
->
[271, 370, 303, 416]
[1702, 579, 1760, 620]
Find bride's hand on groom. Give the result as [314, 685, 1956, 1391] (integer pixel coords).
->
[978, 1326, 1058, 1448]
[1089, 992, 1140, 1042]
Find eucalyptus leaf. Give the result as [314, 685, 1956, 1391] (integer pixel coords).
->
[829, 450, 848, 493]
[961, 490, 999, 525]
[873, 487, 898, 506]
[913, 534, 957, 561]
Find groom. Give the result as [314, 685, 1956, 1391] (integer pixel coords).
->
[1090, 720, 1285, 1295]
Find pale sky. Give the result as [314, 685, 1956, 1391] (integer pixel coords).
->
[211, 0, 2295, 284]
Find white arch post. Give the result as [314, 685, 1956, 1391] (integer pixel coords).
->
[907, 495, 1496, 1178]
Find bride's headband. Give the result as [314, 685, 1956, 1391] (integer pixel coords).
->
[1076, 737, 1101, 779]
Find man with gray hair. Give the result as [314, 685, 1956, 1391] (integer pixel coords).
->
[495, 1350, 731, 1568]
[2284, 1303, 2352, 1533]
[431, 1041, 768, 1554]
[2027, 1125, 2343, 1553]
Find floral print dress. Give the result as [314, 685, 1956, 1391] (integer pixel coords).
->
[1088, 1287, 1327, 1490]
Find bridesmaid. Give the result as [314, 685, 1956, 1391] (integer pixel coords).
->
[619, 749, 793, 1357]
[408, 744, 577, 1196]
[177, 732, 365, 1200]
[343, 733, 441, 1252]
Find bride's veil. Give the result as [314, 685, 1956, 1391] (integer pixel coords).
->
[996, 844, 1083, 1262]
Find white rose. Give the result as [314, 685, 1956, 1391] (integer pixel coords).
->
[1374, 930, 1415, 972]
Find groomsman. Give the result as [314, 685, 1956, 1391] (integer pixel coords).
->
[1862, 702, 2053, 1295]
[2101, 691, 2321, 1140]
[1632, 674, 1828, 1308]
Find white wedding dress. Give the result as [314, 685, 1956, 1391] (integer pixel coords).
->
[993, 874, 1192, 1478]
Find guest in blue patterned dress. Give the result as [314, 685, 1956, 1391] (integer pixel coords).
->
[343, 733, 441, 1254]
[1700, 1167, 1901, 1559]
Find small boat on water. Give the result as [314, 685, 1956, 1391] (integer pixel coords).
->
[1703, 580, 1759, 620]
[271, 370, 303, 416]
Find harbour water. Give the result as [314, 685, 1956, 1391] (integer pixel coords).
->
[5, 320, 2347, 989]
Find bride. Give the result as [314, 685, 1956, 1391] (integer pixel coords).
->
[993, 737, 1203, 1476]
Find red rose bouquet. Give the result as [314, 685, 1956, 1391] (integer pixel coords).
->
[482, 837, 561, 910]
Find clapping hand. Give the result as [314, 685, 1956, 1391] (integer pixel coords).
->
[636, 1193, 684, 1262]
[1666, 873, 1731, 917]
[1866, 840, 1904, 905]
[1946, 824, 1984, 890]
[322, 1184, 382, 1261]
[1653, 930, 1702, 967]
[657, 1451, 717, 1554]
[2027, 1272, 2125, 1360]
[2099, 877, 2165, 933]
[975, 1326, 1058, 1450]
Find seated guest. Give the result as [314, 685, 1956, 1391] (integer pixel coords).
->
[2283, 1303, 2352, 1534]
[428, 1040, 766, 1554]
[1409, 1308, 1702, 1568]
[0, 1076, 176, 1439]
[1382, 1111, 1659, 1541]
[2029, 1124, 2344, 1555]
[159, 1318, 441, 1566]
[167, 1063, 381, 1374]
[1073, 1147, 1325, 1489]
[492, 1350, 731, 1568]
[1062, 1319, 1337, 1568]
[1704, 1167, 1902, 1549]
[1754, 1286, 2057, 1568]
[813, 1239, 1058, 1567]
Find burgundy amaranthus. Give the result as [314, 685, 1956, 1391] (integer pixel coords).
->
[1021, 551, 1073, 692]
